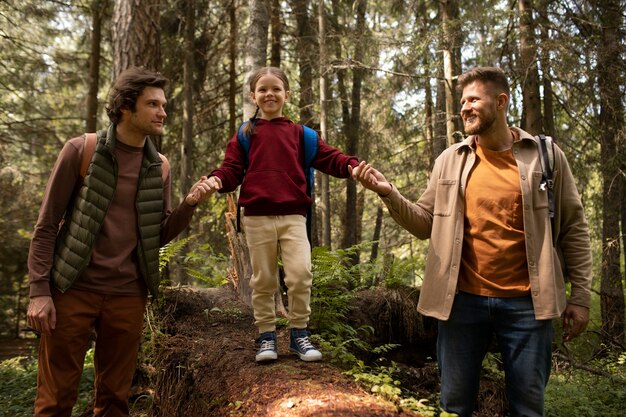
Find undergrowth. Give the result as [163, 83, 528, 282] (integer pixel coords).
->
[0, 348, 95, 417]
[3, 243, 623, 417]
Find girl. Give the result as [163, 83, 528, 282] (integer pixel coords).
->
[207, 67, 359, 362]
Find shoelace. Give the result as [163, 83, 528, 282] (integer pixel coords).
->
[259, 339, 275, 351]
[294, 336, 315, 351]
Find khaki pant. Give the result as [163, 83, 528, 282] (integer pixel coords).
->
[243, 215, 312, 333]
[34, 287, 147, 417]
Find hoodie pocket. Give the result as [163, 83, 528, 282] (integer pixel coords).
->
[240, 170, 307, 205]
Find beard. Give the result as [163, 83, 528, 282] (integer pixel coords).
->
[463, 111, 496, 135]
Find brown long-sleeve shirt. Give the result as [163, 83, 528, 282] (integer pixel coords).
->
[28, 135, 196, 298]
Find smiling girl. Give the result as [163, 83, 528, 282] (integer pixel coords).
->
[207, 67, 359, 363]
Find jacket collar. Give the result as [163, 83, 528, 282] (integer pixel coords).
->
[452, 126, 536, 152]
[102, 124, 161, 163]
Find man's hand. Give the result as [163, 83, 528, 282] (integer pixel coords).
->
[27, 296, 56, 336]
[185, 176, 222, 206]
[349, 161, 392, 196]
[562, 303, 589, 342]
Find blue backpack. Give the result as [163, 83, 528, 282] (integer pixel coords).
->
[236, 121, 319, 240]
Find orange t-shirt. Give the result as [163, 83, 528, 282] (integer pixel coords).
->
[457, 141, 530, 297]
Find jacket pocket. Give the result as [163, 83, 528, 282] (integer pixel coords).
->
[433, 179, 457, 217]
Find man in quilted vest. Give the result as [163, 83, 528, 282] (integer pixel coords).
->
[26, 67, 217, 417]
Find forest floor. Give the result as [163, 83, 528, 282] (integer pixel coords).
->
[0, 285, 508, 416]
[140, 286, 428, 416]
[133, 285, 507, 417]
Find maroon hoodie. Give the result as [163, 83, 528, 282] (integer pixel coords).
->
[211, 117, 359, 216]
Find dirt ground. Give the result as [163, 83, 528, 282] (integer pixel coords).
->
[141, 285, 507, 417]
[143, 286, 426, 417]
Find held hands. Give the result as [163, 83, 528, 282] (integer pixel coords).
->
[27, 296, 56, 336]
[562, 303, 590, 342]
[349, 161, 392, 196]
[185, 176, 222, 207]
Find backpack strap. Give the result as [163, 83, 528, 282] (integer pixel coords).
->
[537, 134, 556, 246]
[158, 153, 169, 184]
[236, 121, 251, 233]
[301, 125, 319, 243]
[81, 132, 168, 183]
[81, 133, 97, 177]
[301, 125, 318, 197]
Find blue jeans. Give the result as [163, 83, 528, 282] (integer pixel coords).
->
[437, 292, 553, 417]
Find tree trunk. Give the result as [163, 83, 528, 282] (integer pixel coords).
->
[596, 0, 625, 346]
[293, 0, 317, 245]
[440, 0, 460, 146]
[518, 0, 543, 135]
[340, 0, 366, 265]
[86, 0, 103, 133]
[369, 205, 383, 262]
[330, 0, 351, 250]
[111, 0, 161, 76]
[243, 0, 270, 120]
[228, 0, 238, 135]
[293, 0, 315, 126]
[181, 0, 195, 200]
[538, 0, 555, 137]
[318, 0, 331, 248]
[225, 195, 253, 307]
[269, 0, 281, 67]
[171, 0, 197, 286]
[112, 0, 162, 149]
[434, 64, 448, 157]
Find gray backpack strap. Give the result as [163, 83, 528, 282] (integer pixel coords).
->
[537, 134, 555, 246]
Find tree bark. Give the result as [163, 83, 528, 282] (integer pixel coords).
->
[181, 0, 195, 200]
[112, 0, 162, 149]
[228, 0, 238, 135]
[112, 0, 161, 76]
[172, 0, 196, 285]
[434, 64, 448, 157]
[293, 0, 317, 245]
[369, 205, 383, 262]
[318, 0, 331, 248]
[86, 0, 103, 133]
[340, 0, 366, 264]
[243, 0, 270, 120]
[596, 0, 625, 346]
[537, 0, 555, 137]
[518, 0, 543, 135]
[269, 0, 282, 67]
[440, 0, 461, 146]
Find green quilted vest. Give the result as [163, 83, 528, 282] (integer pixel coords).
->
[51, 125, 165, 297]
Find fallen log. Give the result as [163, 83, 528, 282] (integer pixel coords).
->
[148, 286, 423, 417]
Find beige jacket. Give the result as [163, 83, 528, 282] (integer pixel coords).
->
[381, 127, 592, 321]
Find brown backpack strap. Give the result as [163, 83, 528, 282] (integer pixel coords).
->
[158, 153, 169, 183]
[81, 133, 97, 177]
[81, 133, 169, 183]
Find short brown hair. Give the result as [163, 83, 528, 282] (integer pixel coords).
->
[106, 67, 169, 124]
[457, 66, 510, 96]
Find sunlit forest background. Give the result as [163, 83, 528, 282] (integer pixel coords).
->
[0, 0, 624, 415]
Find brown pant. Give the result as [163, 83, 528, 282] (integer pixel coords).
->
[34, 287, 147, 417]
